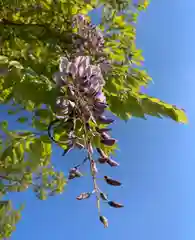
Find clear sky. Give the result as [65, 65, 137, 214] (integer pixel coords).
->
[3, 0, 195, 239]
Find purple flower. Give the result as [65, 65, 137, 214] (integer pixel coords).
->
[95, 91, 106, 103]
[101, 138, 116, 146]
[104, 176, 122, 186]
[96, 127, 112, 133]
[76, 192, 91, 200]
[107, 158, 119, 167]
[98, 157, 108, 164]
[73, 14, 105, 53]
[101, 132, 111, 139]
[98, 115, 115, 124]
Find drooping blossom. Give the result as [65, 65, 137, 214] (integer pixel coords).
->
[50, 13, 123, 226]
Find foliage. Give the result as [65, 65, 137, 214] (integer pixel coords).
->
[0, 0, 187, 237]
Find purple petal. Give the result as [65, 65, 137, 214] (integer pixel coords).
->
[101, 132, 111, 139]
[94, 102, 108, 109]
[95, 91, 106, 103]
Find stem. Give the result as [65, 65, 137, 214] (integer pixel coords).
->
[83, 122, 101, 216]
[74, 156, 89, 169]
[70, 81, 101, 215]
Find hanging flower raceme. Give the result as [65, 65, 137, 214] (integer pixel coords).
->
[49, 13, 123, 228]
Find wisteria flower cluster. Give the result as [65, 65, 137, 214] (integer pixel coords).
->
[72, 14, 104, 53]
[50, 14, 123, 228]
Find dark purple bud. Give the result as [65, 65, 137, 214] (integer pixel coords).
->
[104, 176, 122, 186]
[94, 101, 108, 110]
[107, 158, 119, 167]
[101, 138, 116, 146]
[100, 192, 109, 201]
[96, 127, 112, 133]
[98, 157, 108, 164]
[108, 201, 124, 208]
[76, 192, 91, 200]
[99, 216, 108, 228]
[98, 116, 114, 124]
[101, 132, 110, 139]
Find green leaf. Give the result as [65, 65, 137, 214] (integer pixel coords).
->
[140, 95, 188, 123]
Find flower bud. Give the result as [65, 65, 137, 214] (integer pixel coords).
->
[98, 157, 108, 164]
[94, 101, 108, 110]
[96, 127, 112, 133]
[104, 176, 122, 186]
[107, 158, 119, 167]
[99, 216, 108, 228]
[98, 116, 114, 124]
[101, 138, 116, 146]
[108, 201, 124, 208]
[100, 192, 109, 201]
[76, 192, 91, 200]
[101, 132, 111, 139]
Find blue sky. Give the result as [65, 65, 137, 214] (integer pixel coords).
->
[2, 0, 195, 239]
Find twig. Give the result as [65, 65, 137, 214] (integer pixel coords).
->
[83, 120, 101, 216]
